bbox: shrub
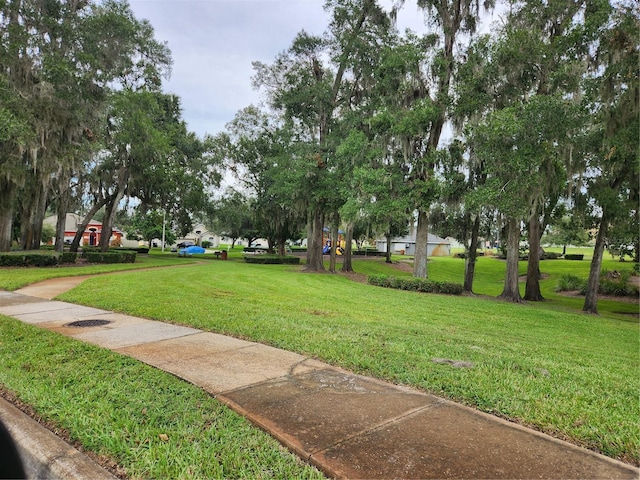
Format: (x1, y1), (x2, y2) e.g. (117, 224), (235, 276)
(353, 250), (384, 256)
(557, 271), (639, 297)
(244, 255), (300, 265)
(555, 274), (585, 292)
(367, 275), (463, 295)
(542, 252), (561, 260)
(564, 254), (584, 260)
(0, 253), (59, 267)
(595, 270), (639, 297)
(80, 246), (99, 258)
(60, 252), (77, 264)
(201, 240), (212, 248)
(85, 252), (136, 264)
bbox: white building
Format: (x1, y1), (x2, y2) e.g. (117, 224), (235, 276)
(376, 233), (451, 257)
(175, 223), (219, 248)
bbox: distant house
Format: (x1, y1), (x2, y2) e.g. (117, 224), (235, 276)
(376, 233), (451, 257)
(175, 223), (219, 248)
(43, 214), (123, 246)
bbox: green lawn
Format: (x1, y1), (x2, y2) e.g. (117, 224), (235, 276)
(0, 253), (196, 290)
(1, 252), (638, 473)
(0, 317), (323, 479)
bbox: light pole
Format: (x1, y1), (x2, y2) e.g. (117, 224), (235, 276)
(161, 210), (166, 252)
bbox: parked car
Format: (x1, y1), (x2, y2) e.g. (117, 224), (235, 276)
(177, 241), (195, 249)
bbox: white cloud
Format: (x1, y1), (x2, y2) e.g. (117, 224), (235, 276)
(130, 0), (328, 137)
(129, 0), (503, 139)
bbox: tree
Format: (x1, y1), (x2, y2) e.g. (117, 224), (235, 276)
(0, 0), (171, 252)
(215, 107), (307, 256)
(79, 89), (213, 253)
(124, 209), (175, 248)
(471, 96), (574, 302)
(396, 0), (493, 279)
(448, 33), (499, 293)
(582, 2), (639, 314)
(252, 0), (390, 271)
(542, 214), (589, 255)
(210, 189), (255, 249)
(493, 0), (605, 302)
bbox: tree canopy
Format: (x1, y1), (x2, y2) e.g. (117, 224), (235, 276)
(3, 0), (637, 315)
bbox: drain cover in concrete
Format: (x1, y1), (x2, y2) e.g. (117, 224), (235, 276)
(65, 319), (113, 328)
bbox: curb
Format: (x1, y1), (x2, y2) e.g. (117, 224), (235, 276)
(0, 398), (117, 480)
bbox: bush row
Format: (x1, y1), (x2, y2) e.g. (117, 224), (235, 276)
(367, 275), (464, 295)
(0, 251), (79, 267)
(81, 246), (148, 255)
(85, 251), (136, 264)
(1, 250), (137, 266)
(244, 255), (300, 265)
(0, 254), (59, 267)
(353, 250), (385, 256)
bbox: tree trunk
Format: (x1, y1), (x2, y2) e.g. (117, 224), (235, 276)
(0, 180), (16, 252)
(385, 232), (392, 264)
(99, 189), (125, 252)
(329, 219), (338, 273)
(413, 209), (428, 278)
(341, 222), (354, 273)
(463, 214), (481, 293)
(20, 177), (48, 251)
(54, 185), (71, 253)
(583, 211), (608, 314)
(524, 210), (544, 301)
(305, 215), (313, 265)
(69, 196), (108, 252)
(499, 217), (523, 302)
(305, 209), (325, 272)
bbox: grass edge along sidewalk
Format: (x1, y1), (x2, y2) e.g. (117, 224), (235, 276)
(0, 316), (324, 479)
(0, 254), (638, 473)
(53, 259), (640, 467)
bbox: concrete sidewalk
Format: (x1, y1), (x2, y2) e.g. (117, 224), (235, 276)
(1, 281), (638, 479)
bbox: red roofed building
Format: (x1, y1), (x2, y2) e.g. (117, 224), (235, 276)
(43, 214), (123, 246)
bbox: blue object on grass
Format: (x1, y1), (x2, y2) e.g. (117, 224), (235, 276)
(180, 246), (206, 255)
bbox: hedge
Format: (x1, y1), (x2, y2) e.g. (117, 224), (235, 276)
(564, 254), (584, 260)
(85, 251), (136, 264)
(114, 247), (149, 254)
(61, 252), (77, 263)
(0, 254), (59, 267)
(352, 250), (385, 256)
(367, 274), (464, 295)
(244, 255), (300, 265)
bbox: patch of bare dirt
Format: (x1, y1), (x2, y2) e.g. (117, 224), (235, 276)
(557, 290), (639, 305)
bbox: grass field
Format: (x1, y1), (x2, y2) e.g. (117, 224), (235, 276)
(1, 250), (638, 475)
